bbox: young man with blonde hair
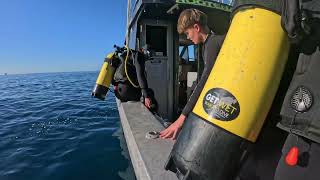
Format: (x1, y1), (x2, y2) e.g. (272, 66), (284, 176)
(160, 8), (225, 139)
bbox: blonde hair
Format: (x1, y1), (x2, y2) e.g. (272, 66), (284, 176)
(177, 8), (208, 34)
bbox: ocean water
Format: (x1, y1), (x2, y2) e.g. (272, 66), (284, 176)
(0, 72), (135, 180)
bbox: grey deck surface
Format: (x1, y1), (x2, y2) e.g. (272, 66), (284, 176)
(117, 100), (178, 180)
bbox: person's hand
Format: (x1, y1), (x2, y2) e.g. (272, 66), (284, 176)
(144, 97), (151, 108)
(160, 114), (186, 140)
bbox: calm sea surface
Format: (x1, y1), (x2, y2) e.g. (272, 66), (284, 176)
(0, 72), (135, 180)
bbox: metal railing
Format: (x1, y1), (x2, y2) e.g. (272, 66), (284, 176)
(212, 0), (234, 6)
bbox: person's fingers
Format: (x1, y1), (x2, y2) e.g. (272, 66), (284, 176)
(160, 128), (168, 135)
(159, 134), (166, 139)
(160, 131), (170, 138)
(162, 131), (173, 139)
(159, 131), (167, 137)
(160, 129), (169, 138)
(144, 99), (151, 108)
(171, 130), (178, 140)
(159, 132), (165, 136)
(161, 133), (170, 139)
(160, 124), (173, 135)
(160, 123), (177, 139)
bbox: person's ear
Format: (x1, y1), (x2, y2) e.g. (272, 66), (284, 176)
(193, 23), (200, 32)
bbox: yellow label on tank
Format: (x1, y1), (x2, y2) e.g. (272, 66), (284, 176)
(192, 8), (290, 142)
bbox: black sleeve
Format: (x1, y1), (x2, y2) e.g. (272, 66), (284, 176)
(134, 52), (149, 97)
(181, 35), (225, 116)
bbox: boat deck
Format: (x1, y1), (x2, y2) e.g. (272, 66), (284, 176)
(117, 100), (178, 180)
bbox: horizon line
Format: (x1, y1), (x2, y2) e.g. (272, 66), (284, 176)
(0, 70), (99, 76)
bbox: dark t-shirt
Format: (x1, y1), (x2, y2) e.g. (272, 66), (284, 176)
(181, 34), (225, 116)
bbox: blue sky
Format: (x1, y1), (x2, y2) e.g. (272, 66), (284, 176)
(0, 0), (127, 74)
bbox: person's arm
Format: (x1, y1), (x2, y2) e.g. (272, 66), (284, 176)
(134, 52), (148, 94)
(181, 35), (225, 116)
(134, 51), (151, 107)
(159, 62), (212, 139)
(160, 35), (225, 140)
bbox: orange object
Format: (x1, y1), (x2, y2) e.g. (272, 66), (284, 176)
(286, 146), (299, 166)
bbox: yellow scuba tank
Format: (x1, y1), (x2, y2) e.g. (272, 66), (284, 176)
(193, 7), (290, 142)
(92, 53), (116, 100)
(165, 2), (290, 180)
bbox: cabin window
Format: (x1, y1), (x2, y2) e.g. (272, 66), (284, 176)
(188, 45), (195, 62)
(179, 46), (188, 62)
(179, 45), (196, 63)
(146, 25), (167, 56)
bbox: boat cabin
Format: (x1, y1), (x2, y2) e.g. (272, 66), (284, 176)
(127, 0), (233, 121)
